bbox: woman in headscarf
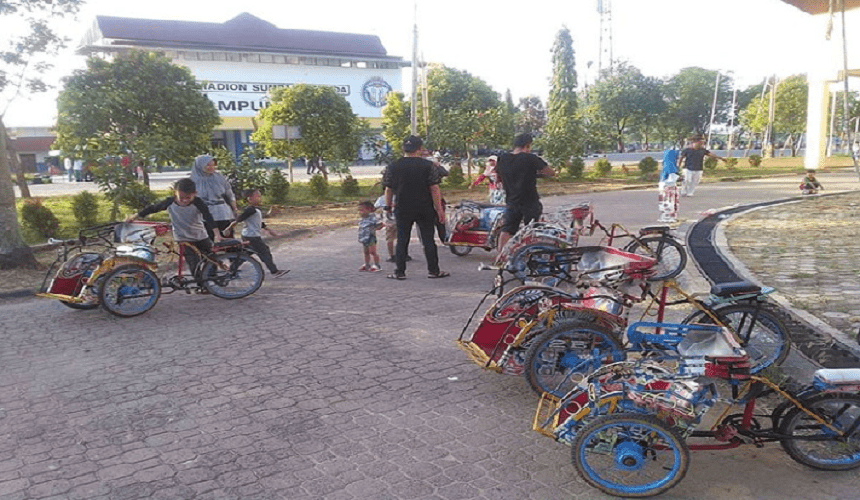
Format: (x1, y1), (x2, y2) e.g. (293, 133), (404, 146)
(190, 154), (238, 239)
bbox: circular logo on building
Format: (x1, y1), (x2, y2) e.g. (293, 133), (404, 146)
(361, 77), (393, 108)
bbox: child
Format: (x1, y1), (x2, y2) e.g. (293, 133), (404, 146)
(357, 200), (383, 272)
(127, 178), (218, 285)
(800, 170), (823, 195)
(658, 148), (680, 223)
(374, 192), (397, 262)
(225, 189), (289, 278)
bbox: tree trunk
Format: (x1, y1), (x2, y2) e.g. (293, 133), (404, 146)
(3, 129), (31, 198)
(0, 117), (39, 269)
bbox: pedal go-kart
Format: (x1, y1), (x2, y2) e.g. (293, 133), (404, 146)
(37, 221), (265, 317)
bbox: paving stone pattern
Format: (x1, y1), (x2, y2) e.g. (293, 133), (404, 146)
(3, 194), (860, 499)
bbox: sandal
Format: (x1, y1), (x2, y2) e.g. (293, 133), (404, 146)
(387, 273), (406, 280)
(427, 271), (450, 279)
(358, 265), (368, 272)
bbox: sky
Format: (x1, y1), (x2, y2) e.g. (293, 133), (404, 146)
(2, 0), (856, 127)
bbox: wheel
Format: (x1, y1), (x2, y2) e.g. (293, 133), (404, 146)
(98, 264), (160, 318)
(51, 251), (103, 310)
(201, 252), (264, 299)
(572, 413), (690, 498)
(683, 303), (790, 373)
(780, 393), (860, 471)
(624, 235), (687, 281)
(449, 245), (473, 256)
(60, 300), (99, 310)
(524, 321), (624, 397)
(507, 242), (568, 282)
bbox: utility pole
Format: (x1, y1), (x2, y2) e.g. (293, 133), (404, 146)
(597, 0), (613, 75)
(707, 71), (721, 147)
(410, 1), (418, 136)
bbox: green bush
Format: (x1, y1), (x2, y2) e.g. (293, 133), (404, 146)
(748, 154), (762, 167)
(266, 169), (290, 204)
(308, 174), (329, 199)
(704, 157), (718, 170)
(593, 158), (612, 177)
(567, 157), (585, 178)
(725, 157), (739, 169)
(637, 156), (658, 176)
(71, 191), (100, 228)
(341, 174), (360, 196)
(117, 181), (157, 212)
(20, 198), (60, 239)
(446, 163), (465, 186)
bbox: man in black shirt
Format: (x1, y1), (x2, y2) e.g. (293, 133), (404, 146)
(495, 133), (555, 252)
(383, 135), (449, 279)
(679, 134), (725, 196)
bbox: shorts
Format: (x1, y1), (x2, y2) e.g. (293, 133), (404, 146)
(501, 201), (542, 235)
(384, 221), (396, 241)
(360, 234), (378, 247)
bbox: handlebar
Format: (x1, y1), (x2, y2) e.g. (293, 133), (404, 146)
(48, 237), (80, 246)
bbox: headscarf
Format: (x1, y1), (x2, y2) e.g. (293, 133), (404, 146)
(190, 154), (232, 204)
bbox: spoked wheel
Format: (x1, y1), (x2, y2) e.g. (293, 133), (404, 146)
(683, 303), (790, 373)
(524, 321), (624, 397)
(507, 243), (567, 283)
(53, 252), (103, 310)
(624, 236), (687, 281)
(449, 245), (473, 256)
(780, 393), (860, 471)
(573, 414), (690, 498)
(201, 252), (264, 299)
(98, 265), (161, 317)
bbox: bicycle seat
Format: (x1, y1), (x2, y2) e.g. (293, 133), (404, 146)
(638, 225), (669, 235)
(214, 239), (243, 250)
(710, 280), (761, 298)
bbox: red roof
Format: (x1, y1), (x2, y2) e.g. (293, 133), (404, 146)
(10, 136), (56, 153)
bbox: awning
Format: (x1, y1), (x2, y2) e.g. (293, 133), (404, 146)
(215, 116), (258, 131)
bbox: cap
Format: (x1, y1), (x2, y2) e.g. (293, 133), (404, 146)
(487, 155), (498, 162)
(688, 134), (704, 142)
(403, 135), (423, 153)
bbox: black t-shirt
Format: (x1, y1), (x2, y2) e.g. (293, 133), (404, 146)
(495, 152), (548, 206)
(680, 148), (710, 171)
(383, 156), (441, 215)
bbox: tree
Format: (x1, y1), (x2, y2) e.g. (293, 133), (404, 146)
(584, 62), (664, 153)
(380, 91), (410, 158)
(540, 26), (580, 170)
(252, 84), (361, 182)
(514, 96), (546, 136)
(664, 67), (733, 143)
(420, 65), (505, 174)
(773, 74), (808, 156)
(54, 50), (221, 217)
(1, 0), (84, 269)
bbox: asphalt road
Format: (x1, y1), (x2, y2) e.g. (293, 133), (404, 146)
(2, 171), (860, 499)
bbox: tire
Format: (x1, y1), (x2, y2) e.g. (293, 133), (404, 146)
(624, 235), (687, 281)
(780, 393), (860, 471)
(507, 242), (567, 282)
(573, 413), (690, 498)
(98, 264), (160, 318)
(449, 245), (473, 256)
(683, 303), (790, 373)
(53, 251), (103, 310)
(524, 321), (624, 398)
(60, 301), (99, 310)
(201, 252), (264, 299)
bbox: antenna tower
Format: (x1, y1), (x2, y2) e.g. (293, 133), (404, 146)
(597, 0), (613, 75)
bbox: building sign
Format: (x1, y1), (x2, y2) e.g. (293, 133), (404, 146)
(200, 81), (351, 117)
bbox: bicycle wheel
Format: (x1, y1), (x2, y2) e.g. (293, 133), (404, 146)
(98, 265), (160, 318)
(683, 303), (790, 373)
(449, 245), (473, 256)
(524, 321), (624, 397)
(573, 413), (690, 498)
(780, 393), (860, 471)
(507, 242), (569, 282)
(201, 252), (264, 299)
(623, 235), (687, 281)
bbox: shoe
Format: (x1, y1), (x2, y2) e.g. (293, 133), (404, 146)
(195, 287), (210, 295)
(387, 273), (406, 280)
(386, 256), (396, 262)
(405, 255), (413, 261)
(369, 265), (381, 272)
(427, 271), (450, 279)
(359, 265), (368, 272)
(273, 270), (290, 278)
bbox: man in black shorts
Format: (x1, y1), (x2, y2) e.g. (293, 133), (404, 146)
(495, 133), (555, 252)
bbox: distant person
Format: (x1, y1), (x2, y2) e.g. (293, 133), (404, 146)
(678, 134), (726, 196)
(494, 133), (555, 252)
(190, 154), (238, 240)
(470, 155), (504, 204)
(226, 189), (289, 278)
(383, 135), (449, 280)
(427, 150), (449, 243)
(73, 159), (83, 182)
(658, 148), (680, 223)
(799, 170), (823, 195)
(357, 200), (383, 272)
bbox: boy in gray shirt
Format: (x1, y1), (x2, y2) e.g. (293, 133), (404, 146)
(226, 189), (289, 278)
